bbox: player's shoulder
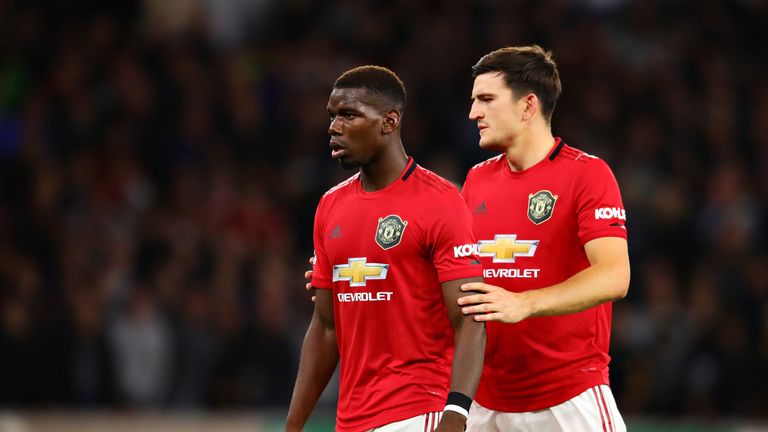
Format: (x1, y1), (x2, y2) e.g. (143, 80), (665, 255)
(556, 144), (614, 172)
(410, 163), (461, 196)
(469, 153), (505, 173)
(557, 143), (599, 163)
(321, 173), (360, 198)
(409, 165), (469, 216)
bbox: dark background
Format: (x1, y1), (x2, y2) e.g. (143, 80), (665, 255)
(0, 0), (766, 421)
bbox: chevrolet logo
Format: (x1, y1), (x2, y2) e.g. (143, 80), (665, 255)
(478, 234), (539, 263)
(333, 258), (389, 287)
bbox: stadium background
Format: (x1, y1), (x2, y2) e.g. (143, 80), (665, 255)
(0, 0), (766, 430)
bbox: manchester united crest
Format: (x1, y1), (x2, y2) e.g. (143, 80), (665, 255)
(528, 190), (558, 225)
(375, 215), (408, 250)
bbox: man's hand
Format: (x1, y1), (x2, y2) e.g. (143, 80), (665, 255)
(434, 410), (466, 432)
(305, 256), (316, 302)
(458, 282), (532, 323)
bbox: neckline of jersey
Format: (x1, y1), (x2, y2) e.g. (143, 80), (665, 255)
(502, 137), (562, 178)
(355, 157), (415, 199)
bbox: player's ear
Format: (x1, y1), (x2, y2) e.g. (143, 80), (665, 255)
(522, 93), (538, 121)
(382, 110), (401, 134)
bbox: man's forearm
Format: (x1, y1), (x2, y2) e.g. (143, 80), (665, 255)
(527, 260), (629, 318)
(286, 318), (339, 431)
(435, 317), (485, 431)
(449, 317), (485, 397)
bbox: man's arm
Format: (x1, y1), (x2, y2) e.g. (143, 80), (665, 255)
(436, 276), (485, 431)
(286, 289), (338, 431)
(459, 237), (629, 323)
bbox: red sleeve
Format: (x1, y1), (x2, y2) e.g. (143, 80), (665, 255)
(575, 157), (628, 245)
(310, 197), (333, 290)
(428, 189), (484, 283)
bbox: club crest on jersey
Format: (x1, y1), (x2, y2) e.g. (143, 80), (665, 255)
(375, 215), (408, 250)
(528, 190), (558, 225)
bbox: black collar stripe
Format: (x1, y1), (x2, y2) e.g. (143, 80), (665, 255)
(401, 159), (417, 181)
(548, 140), (566, 161)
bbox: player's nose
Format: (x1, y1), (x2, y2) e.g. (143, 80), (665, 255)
(328, 117), (342, 136)
(469, 102), (483, 120)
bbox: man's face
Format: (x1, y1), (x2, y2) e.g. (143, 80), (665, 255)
(469, 72), (526, 151)
(327, 88), (385, 170)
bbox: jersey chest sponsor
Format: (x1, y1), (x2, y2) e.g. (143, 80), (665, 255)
(454, 235), (538, 262)
(332, 257), (394, 303)
(328, 213), (415, 302)
(474, 234), (541, 279)
(332, 257), (388, 287)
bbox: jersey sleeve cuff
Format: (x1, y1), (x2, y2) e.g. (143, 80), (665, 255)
(579, 229), (628, 246)
(437, 267), (484, 284)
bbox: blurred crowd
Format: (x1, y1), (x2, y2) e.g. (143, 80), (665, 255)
(0, 0), (766, 419)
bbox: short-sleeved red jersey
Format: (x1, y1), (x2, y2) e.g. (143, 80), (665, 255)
(312, 158), (483, 431)
(461, 139), (627, 412)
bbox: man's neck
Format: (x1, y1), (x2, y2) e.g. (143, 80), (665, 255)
(504, 128), (555, 172)
(360, 144), (409, 192)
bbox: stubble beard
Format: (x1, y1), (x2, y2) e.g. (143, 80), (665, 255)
(479, 137), (504, 153)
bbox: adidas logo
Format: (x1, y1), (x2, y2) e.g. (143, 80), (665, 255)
(474, 202), (487, 214)
(330, 225), (342, 239)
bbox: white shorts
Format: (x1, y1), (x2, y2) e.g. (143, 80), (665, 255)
(367, 411), (443, 432)
(466, 385), (626, 432)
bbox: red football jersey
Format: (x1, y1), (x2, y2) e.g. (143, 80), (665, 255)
(312, 158), (483, 431)
(461, 139), (628, 412)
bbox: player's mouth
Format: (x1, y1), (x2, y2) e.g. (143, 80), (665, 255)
(478, 124), (489, 133)
(330, 141), (346, 158)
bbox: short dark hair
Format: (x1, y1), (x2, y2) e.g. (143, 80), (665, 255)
(334, 65), (407, 112)
(472, 45), (562, 122)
